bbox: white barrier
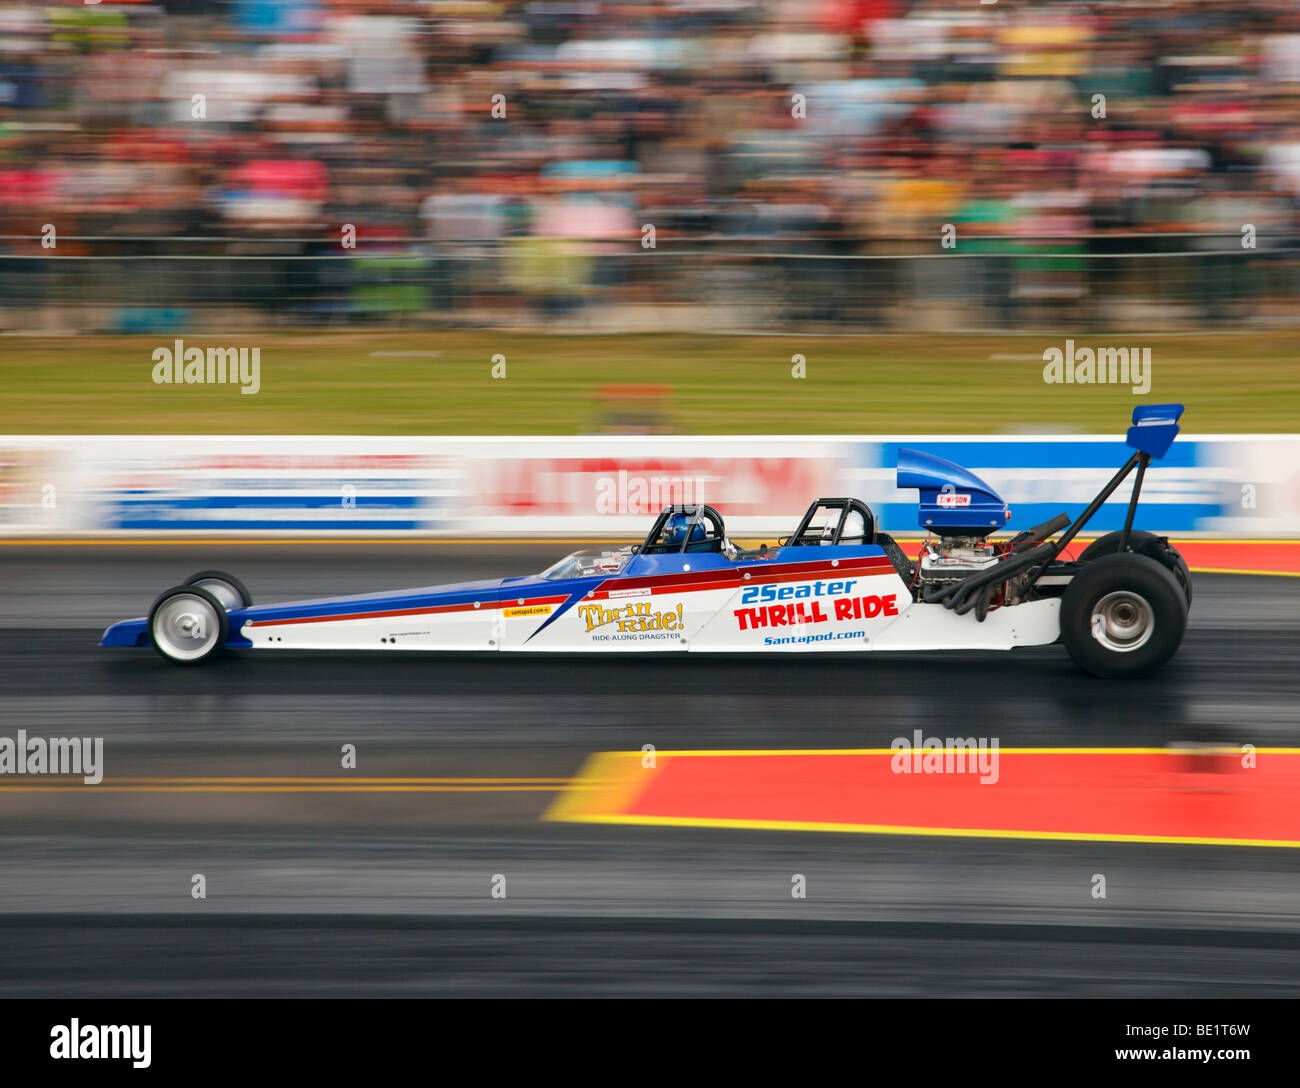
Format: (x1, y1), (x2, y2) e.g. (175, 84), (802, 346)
(1, 434), (1297, 536)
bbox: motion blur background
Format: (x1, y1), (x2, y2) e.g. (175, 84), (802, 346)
(2, 0), (1299, 333)
(3, 2), (1300, 1003)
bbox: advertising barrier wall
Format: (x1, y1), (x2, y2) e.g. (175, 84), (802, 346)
(1, 434), (1296, 537)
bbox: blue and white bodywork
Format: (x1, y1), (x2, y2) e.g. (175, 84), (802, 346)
(103, 407), (1191, 677)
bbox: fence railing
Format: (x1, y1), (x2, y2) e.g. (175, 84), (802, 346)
(2, 234), (1296, 333)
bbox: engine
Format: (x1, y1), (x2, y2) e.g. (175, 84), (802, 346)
(896, 449), (1019, 612)
(916, 537), (1000, 589)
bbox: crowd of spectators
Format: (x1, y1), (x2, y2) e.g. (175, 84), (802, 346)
(1, 0), (1297, 326)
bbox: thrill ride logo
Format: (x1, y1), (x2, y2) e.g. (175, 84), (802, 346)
(579, 601), (684, 634)
(734, 582), (899, 631)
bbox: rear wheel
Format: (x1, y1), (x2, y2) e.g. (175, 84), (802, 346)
(1060, 553), (1187, 678)
(1077, 531), (1191, 606)
(183, 570), (253, 610)
(148, 586), (228, 665)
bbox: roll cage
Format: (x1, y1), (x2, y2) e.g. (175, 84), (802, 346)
(783, 498), (875, 547)
(637, 504), (728, 555)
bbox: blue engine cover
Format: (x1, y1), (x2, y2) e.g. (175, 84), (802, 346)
(897, 448), (1010, 535)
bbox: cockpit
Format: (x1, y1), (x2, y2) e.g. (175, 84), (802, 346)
(537, 546), (638, 581)
(637, 504), (728, 554)
(537, 498), (885, 582)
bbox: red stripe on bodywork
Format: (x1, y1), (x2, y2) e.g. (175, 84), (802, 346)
(246, 594), (569, 628)
(591, 556), (897, 599)
(246, 557), (898, 628)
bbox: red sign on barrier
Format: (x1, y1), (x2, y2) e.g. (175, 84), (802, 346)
(468, 456), (836, 517)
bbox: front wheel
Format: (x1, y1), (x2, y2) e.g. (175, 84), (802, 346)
(1060, 553), (1187, 678)
(148, 586), (229, 665)
(183, 570), (253, 610)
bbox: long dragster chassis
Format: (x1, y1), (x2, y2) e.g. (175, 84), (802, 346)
(103, 405), (1192, 677)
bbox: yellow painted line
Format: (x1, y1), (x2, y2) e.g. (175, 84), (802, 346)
(0, 538), (625, 547)
(0, 774), (583, 794)
(551, 812), (1300, 849)
(1189, 566), (1300, 578)
(7, 537), (1299, 579)
(3, 536), (1295, 546)
(0, 784), (583, 794)
(97, 776), (572, 784)
(1171, 538), (1300, 545)
(554, 747), (1300, 759)
(891, 538), (1300, 545)
(543, 751), (655, 823)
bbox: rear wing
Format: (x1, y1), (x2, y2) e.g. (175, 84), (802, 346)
(1126, 403), (1184, 460)
(1034, 401), (1187, 570)
(932, 404), (1190, 614)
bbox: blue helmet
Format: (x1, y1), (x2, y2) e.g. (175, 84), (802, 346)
(663, 512), (706, 547)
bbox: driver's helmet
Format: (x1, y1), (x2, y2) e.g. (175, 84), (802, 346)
(663, 511), (706, 546)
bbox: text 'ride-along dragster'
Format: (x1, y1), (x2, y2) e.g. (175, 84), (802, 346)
(102, 405), (1192, 677)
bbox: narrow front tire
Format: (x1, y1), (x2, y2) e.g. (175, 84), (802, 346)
(183, 570), (253, 610)
(148, 586), (229, 665)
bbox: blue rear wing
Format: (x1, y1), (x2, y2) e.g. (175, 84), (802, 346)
(1126, 403), (1184, 460)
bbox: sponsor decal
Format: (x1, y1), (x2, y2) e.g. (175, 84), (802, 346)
(579, 601), (683, 634)
(504, 605), (553, 618)
(764, 629), (866, 646)
(104, 451), (443, 531)
(740, 579), (857, 605)
(735, 593), (898, 630)
(608, 587), (652, 599)
(936, 493), (971, 507)
(832, 594), (900, 621)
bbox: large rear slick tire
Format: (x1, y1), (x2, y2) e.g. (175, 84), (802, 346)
(1060, 553), (1187, 678)
(1077, 531), (1192, 607)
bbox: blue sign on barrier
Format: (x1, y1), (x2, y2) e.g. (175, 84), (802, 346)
(856, 440), (1215, 534)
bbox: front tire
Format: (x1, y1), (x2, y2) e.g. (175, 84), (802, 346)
(148, 586), (229, 665)
(1060, 553), (1187, 678)
(183, 570), (253, 610)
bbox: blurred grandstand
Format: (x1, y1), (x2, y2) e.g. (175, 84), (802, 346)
(1, 0), (1298, 333)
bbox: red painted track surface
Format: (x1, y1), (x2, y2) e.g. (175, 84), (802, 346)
(1160, 540), (1300, 576)
(553, 749), (1300, 847)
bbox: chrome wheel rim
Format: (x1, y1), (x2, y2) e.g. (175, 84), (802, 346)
(1089, 591), (1154, 653)
(153, 594), (220, 660)
(190, 579), (242, 610)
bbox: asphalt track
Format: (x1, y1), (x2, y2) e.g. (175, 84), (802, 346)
(1, 543), (1299, 996)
